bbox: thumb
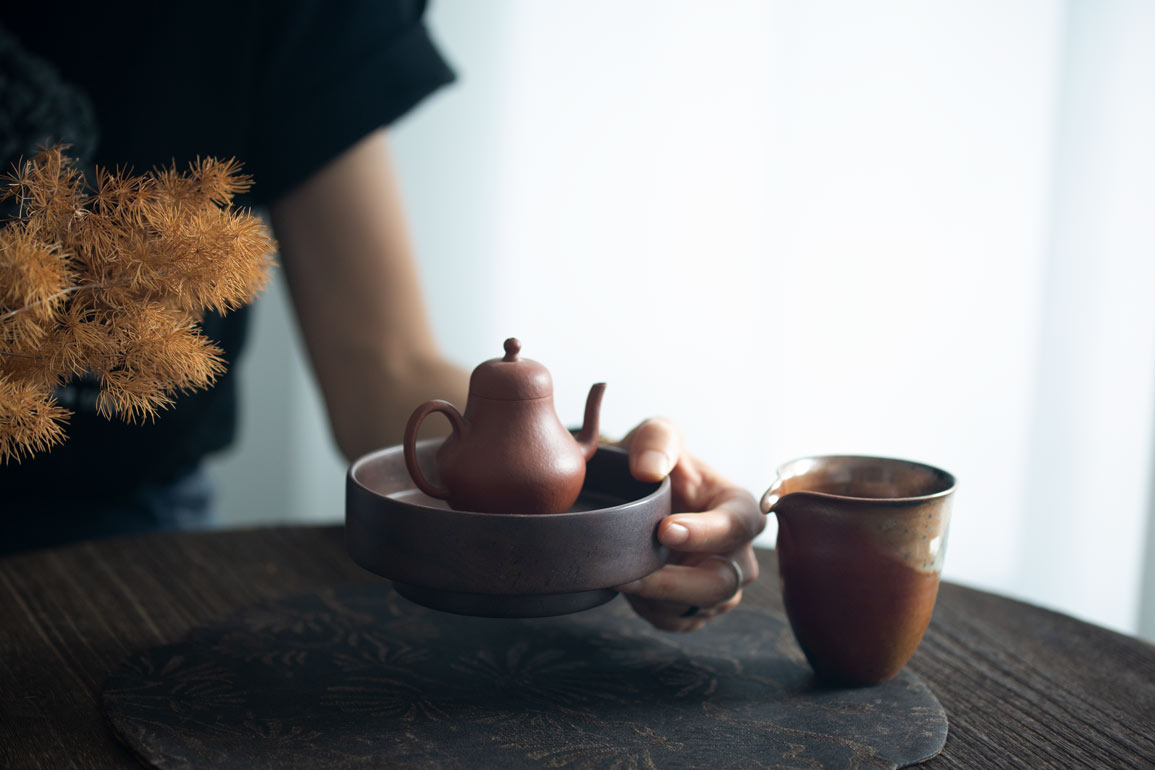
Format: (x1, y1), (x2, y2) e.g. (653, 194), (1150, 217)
(622, 417), (683, 482)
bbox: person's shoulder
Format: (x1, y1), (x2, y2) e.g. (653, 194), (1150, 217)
(255, 0), (437, 47)
(246, 0), (454, 203)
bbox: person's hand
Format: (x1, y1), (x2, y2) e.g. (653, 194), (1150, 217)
(614, 418), (764, 631)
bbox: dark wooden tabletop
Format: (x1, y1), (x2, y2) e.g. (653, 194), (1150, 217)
(1, 526), (1153, 769)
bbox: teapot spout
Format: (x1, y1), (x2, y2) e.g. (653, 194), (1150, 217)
(576, 383), (607, 461)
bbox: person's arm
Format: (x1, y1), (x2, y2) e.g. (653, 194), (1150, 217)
(269, 130), (761, 630)
(268, 128), (469, 461)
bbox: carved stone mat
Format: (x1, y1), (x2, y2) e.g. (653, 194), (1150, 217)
(102, 586), (948, 769)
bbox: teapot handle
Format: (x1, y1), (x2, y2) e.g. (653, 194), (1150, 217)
(403, 400), (467, 500)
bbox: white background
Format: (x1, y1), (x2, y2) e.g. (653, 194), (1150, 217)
(207, 0), (1155, 641)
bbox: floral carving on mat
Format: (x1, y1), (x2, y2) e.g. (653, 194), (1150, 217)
(103, 587), (948, 769)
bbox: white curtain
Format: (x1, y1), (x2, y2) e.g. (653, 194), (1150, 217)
(209, 0), (1155, 639)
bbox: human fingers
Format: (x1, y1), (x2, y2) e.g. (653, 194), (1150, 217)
(615, 556), (745, 607)
(622, 589), (744, 633)
(657, 493), (764, 553)
(620, 417), (683, 482)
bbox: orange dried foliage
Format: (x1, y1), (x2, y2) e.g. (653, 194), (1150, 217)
(0, 147), (276, 463)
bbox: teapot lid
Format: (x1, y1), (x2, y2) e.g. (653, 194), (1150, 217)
(469, 338), (553, 400)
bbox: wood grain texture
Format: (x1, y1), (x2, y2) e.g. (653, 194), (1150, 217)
(2, 526), (1154, 769)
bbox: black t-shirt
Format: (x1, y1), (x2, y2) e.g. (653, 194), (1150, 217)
(1, 1), (454, 502)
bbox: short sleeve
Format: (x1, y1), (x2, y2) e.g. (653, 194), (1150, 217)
(247, 0), (455, 204)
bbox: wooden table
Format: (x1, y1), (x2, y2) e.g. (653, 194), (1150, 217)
(2, 526), (1153, 769)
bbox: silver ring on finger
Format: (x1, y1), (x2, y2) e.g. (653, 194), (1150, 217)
(707, 555), (744, 602)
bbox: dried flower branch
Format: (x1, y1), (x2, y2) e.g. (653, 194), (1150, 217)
(0, 146), (276, 462)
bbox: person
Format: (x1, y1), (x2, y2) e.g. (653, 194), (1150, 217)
(0, 1), (762, 631)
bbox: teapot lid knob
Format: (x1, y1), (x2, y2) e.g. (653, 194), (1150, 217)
(503, 338), (521, 362)
(469, 337), (553, 399)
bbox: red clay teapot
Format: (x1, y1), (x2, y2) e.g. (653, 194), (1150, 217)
(402, 338), (606, 514)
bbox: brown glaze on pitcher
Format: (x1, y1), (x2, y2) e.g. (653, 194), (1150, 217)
(761, 456), (955, 686)
(403, 338), (606, 514)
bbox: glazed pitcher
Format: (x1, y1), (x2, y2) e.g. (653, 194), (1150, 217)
(761, 455), (955, 686)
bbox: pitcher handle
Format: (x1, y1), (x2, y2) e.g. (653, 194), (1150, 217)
(403, 400), (466, 500)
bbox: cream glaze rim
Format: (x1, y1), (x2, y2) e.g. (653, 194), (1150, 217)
(760, 454), (957, 514)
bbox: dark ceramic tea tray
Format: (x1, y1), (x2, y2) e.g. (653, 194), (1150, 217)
(103, 586), (948, 770)
(346, 441), (671, 618)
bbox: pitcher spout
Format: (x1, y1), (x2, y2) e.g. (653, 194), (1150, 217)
(760, 478), (795, 517)
(760, 484), (784, 515)
(575, 382), (606, 461)
(761, 456), (828, 516)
